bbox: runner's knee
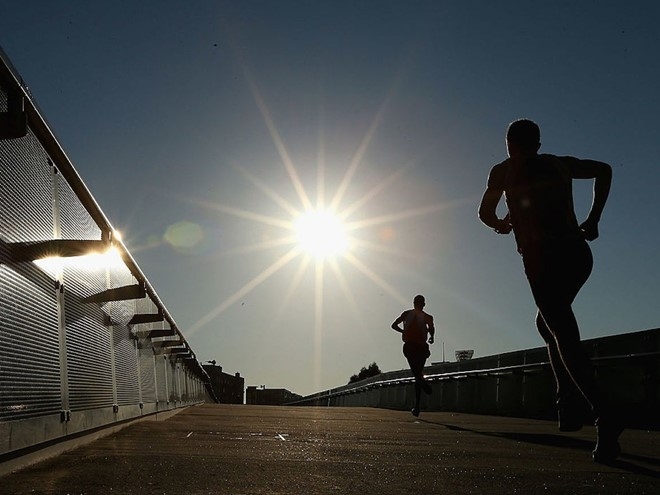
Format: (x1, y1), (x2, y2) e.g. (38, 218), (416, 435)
(535, 312), (554, 344)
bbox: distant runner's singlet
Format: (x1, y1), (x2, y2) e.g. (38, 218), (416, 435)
(402, 310), (428, 344)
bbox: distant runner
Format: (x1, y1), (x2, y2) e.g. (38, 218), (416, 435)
(478, 119), (619, 462)
(391, 294), (435, 417)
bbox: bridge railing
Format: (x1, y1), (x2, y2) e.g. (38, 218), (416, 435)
(0, 46), (214, 460)
(289, 329), (660, 429)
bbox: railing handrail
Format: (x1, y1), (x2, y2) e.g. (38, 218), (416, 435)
(0, 45), (208, 383)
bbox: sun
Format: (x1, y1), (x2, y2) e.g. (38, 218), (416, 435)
(294, 209), (349, 259)
(178, 65), (457, 338)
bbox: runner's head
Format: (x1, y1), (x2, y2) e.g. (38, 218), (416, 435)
(506, 119), (541, 157)
(413, 294), (425, 309)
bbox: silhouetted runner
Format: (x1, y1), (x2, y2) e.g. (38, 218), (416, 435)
(478, 119), (620, 462)
(391, 294), (435, 417)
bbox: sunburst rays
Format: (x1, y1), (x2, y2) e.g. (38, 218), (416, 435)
(181, 61), (459, 348)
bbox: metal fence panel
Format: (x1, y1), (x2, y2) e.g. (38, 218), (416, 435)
(0, 264), (61, 420)
(113, 323), (140, 406)
(139, 348), (156, 403)
(64, 284), (114, 411)
(57, 166), (101, 242)
(1, 49), (211, 456)
(0, 129), (53, 242)
(155, 355), (168, 404)
(0, 86), (61, 421)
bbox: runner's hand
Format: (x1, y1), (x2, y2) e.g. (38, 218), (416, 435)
(494, 218), (512, 235)
(579, 219), (599, 241)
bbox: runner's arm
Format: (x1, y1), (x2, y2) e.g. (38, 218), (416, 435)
(564, 157), (612, 240)
(391, 314), (405, 334)
(478, 165), (512, 234)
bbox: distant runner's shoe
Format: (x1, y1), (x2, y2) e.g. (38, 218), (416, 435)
(422, 380), (432, 395)
(592, 416), (624, 463)
(557, 397), (584, 432)
(558, 410), (583, 432)
(411, 407), (420, 418)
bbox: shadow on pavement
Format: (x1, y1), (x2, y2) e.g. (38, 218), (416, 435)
(419, 418), (660, 479)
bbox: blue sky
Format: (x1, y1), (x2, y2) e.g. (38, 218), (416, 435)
(2, 1), (659, 396)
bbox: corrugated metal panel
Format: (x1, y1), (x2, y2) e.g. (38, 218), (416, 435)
(64, 277), (114, 411)
(107, 263), (137, 326)
(155, 354), (168, 403)
(169, 359), (179, 403)
(193, 376), (201, 401)
(139, 348), (156, 403)
(182, 369), (191, 401)
(2, 68), (207, 433)
(1, 85), (61, 421)
(0, 96), (54, 243)
(132, 295), (159, 404)
(106, 259), (140, 406)
(57, 167), (101, 242)
(57, 175), (112, 411)
(135, 295), (158, 314)
(113, 324), (139, 406)
(0, 265), (61, 420)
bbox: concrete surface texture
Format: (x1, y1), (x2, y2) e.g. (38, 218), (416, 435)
(1, 404), (659, 494)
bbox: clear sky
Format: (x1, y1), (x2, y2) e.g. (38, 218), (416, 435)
(2, 1), (659, 396)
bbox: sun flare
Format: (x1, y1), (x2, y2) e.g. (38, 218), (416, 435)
(181, 67), (456, 339)
(294, 210), (349, 259)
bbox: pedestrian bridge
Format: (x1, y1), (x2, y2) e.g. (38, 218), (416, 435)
(1, 404), (659, 494)
(1, 35), (660, 495)
(2, 45), (659, 478)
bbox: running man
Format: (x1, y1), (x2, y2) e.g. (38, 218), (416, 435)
(391, 294), (435, 417)
(478, 119), (619, 462)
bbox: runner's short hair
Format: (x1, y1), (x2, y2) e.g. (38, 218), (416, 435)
(413, 294), (425, 307)
(506, 119), (540, 150)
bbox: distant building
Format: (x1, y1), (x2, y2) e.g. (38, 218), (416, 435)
(202, 363), (244, 404)
(245, 386), (302, 405)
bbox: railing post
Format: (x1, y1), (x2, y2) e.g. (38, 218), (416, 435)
(152, 353), (159, 406)
(106, 268), (118, 414)
(495, 354), (501, 409)
(163, 355), (170, 405)
(521, 351), (527, 409)
(51, 163), (70, 422)
(135, 339), (143, 410)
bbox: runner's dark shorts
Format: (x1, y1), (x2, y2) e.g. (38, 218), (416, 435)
(403, 342), (430, 361)
(521, 238), (593, 308)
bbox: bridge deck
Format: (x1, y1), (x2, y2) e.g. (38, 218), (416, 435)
(1, 404), (659, 494)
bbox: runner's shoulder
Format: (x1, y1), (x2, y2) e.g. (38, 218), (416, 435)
(491, 158), (510, 173)
(539, 153), (580, 166)
(488, 159), (511, 186)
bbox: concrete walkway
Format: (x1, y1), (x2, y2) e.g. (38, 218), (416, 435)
(1, 404), (659, 494)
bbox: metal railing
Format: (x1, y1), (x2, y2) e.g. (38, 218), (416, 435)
(1, 45), (214, 459)
(288, 336), (660, 428)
